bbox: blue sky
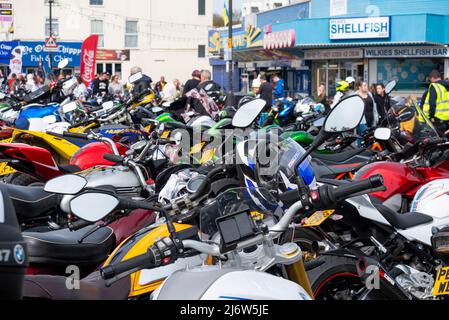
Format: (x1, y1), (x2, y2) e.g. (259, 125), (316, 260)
(213, 0), (242, 15)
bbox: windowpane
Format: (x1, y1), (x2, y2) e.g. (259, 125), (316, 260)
(91, 19), (104, 47)
(125, 20), (138, 48)
(126, 21), (137, 33)
(198, 45), (206, 58)
(90, 0), (103, 5)
(96, 63), (104, 74)
(198, 0), (205, 15)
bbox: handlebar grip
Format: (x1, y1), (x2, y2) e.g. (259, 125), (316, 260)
(69, 219), (93, 231)
(332, 174), (384, 202)
(119, 198), (166, 213)
(165, 122), (193, 131)
(63, 132), (89, 140)
(103, 153), (124, 164)
(100, 248), (156, 281)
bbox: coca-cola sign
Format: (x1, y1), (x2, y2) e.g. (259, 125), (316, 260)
(80, 35), (99, 87)
(263, 29), (296, 50)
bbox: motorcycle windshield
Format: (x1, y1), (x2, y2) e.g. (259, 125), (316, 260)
(392, 99), (440, 144)
(278, 138), (316, 188)
(198, 187), (281, 237)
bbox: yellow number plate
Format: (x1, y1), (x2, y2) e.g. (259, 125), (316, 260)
(161, 130), (170, 139)
(190, 142), (205, 155)
(302, 210), (335, 227)
(0, 137), (14, 144)
(433, 267), (449, 296)
(0, 162), (16, 176)
(200, 148), (215, 164)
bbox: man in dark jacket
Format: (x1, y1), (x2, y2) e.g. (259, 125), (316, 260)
(259, 75), (273, 108)
(92, 73), (109, 96)
(182, 70), (201, 96)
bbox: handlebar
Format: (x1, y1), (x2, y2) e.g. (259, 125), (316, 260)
(62, 131), (121, 156)
(63, 132), (89, 140)
(68, 219), (93, 231)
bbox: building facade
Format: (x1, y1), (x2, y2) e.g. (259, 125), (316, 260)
(209, 0), (449, 97)
(1, 0), (212, 82)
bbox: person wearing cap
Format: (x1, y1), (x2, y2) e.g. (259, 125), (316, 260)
(252, 76), (261, 97)
(182, 70), (201, 96)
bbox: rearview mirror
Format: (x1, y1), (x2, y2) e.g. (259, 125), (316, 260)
(232, 99), (266, 128)
(102, 101), (114, 111)
(385, 80), (397, 95)
(44, 174), (88, 195)
(324, 95), (365, 134)
(58, 58), (69, 70)
(62, 102), (78, 113)
(374, 128), (392, 141)
(152, 106), (163, 113)
(70, 193), (119, 222)
(128, 72), (143, 84)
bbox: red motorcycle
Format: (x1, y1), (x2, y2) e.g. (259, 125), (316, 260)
(0, 131), (129, 185)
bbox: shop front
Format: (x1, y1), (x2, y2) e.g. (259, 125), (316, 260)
(96, 49), (130, 78)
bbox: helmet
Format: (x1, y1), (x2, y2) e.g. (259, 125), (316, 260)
(345, 76), (356, 84)
(335, 80), (350, 93)
(313, 103), (326, 114)
(411, 179), (449, 219)
(236, 134), (317, 193)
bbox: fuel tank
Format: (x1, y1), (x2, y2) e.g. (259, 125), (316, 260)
(354, 161), (423, 202)
(70, 142), (128, 171)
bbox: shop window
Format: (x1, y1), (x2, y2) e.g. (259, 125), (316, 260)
(96, 63), (104, 74)
(250, 6), (260, 13)
(91, 19), (104, 47)
(198, 0), (206, 15)
(198, 45), (206, 58)
(125, 20), (138, 48)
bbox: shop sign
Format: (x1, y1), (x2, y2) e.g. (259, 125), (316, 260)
(96, 49), (130, 61)
(0, 1), (12, 22)
(365, 46), (449, 58)
(330, 16), (390, 40)
(304, 48), (364, 60)
(264, 29), (295, 50)
(208, 25), (263, 55)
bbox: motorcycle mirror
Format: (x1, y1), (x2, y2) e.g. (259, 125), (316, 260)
(42, 115), (57, 125)
(162, 102), (171, 108)
(62, 102), (78, 113)
(44, 174), (88, 195)
(70, 193), (119, 222)
(57, 58), (69, 70)
(102, 101), (114, 111)
(374, 128), (392, 141)
(232, 99), (266, 128)
(324, 95), (365, 134)
(152, 106), (163, 113)
(0, 92), (5, 100)
(385, 80), (397, 95)
(128, 72), (143, 84)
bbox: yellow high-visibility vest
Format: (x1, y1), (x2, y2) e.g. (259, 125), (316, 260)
(422, 83), (449, 121)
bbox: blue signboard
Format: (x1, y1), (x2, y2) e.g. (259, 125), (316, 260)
(0, 40), (82, 72)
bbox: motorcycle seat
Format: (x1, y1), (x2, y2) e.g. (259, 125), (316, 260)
(312, 148), (368, 163)
(23, 271), (130, 300)
(23, 226), (115, 266)
(375, 204), (433, 230)
(2, 184), (58, 219)
(58, 164), (82, 174)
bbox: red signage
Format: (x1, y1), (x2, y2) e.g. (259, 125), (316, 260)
(96, 49), (130, 61)
(80, 35), (99, 87)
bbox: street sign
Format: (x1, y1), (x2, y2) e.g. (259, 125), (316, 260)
(44, 35), (59, 52)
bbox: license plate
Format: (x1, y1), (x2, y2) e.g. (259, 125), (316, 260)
(0, 137), (14, 144)
(302, 210), (335, 227)
(161, 130), (170, 139)
(190, 142), (205, 155)
(200, 148), (215, 164)
(0, 162), (16, 176)
(433, 266), (449, 296)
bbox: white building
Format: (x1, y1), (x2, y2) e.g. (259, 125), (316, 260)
(241, 0), (306, 16)
(8, 0), (212, 82)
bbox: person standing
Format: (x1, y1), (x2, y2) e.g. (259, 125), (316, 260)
(161, 79), (180, 103)
(108, 75), (124, 98)
(272, 74), (285, 99)
(8, 74), (16, 93)
(314, 82), (329, 113)
(357, 80), (378, 145)
(155, 76), (167, 95)
(259, 74), (273, 108)
(374, 83), (390, 123)
(73, 76), (88, 102)
(422, 70), (449, 134)
(182, 70), (201, 96)
(92, 73), (109, 96)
